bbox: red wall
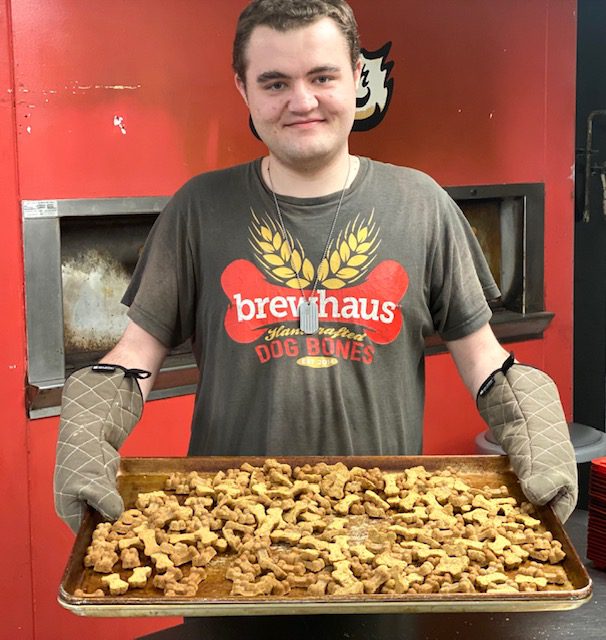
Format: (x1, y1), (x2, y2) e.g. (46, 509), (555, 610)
(1, 1), (576, 638)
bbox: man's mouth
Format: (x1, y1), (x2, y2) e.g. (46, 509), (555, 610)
(285, 119), (325, 128)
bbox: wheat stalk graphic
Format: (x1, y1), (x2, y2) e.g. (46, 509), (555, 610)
(249, 209), (381, 290)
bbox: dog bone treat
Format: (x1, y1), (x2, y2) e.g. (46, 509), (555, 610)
(128, 566), (152, 588)
(81, 460), (572, 598)
(120, 547), (141, 569)
(74, 587), (105, 598)
(101, 573), (129, 596)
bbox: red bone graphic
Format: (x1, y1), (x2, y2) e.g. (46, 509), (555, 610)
(222, 259), (408, 344)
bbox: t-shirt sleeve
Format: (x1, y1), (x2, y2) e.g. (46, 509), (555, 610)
(121, 187), (197, 348)
(428, 188), (501, 341)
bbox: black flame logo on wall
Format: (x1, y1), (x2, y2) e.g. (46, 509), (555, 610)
(353, 42), (394, 132)
(248, 41), (394, 138)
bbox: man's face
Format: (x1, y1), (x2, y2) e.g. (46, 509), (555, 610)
(236, 17), (361, 171)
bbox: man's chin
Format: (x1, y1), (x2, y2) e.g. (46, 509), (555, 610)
(275, 142), (338, 165)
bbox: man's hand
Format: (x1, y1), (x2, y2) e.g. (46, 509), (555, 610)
(54, 364), (149, 532)
(447, 324), (577, 522)
(476, 355), (578, 522)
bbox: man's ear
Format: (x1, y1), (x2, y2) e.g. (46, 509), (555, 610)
(353, 58), (362, 90)
(235, 73), (249, 106)
(234, 73), (261, 140)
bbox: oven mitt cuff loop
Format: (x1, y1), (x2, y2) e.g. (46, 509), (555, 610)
(54, 364), (149, 533)
(476, 355), (577, 523)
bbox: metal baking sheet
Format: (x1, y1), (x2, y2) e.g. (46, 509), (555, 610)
(58, 455), (592, 617)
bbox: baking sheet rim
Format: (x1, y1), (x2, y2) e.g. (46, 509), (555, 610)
(58, 587), (593, 617)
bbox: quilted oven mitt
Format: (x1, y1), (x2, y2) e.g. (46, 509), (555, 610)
(54, 364), (150, 533)
(477, 354), (578, 523)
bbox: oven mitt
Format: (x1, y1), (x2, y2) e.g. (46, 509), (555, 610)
(54, 364), (150, 533)
(477, 354), (578, 523)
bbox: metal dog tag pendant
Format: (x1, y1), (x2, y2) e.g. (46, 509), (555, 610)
(299, 300), (319, 334)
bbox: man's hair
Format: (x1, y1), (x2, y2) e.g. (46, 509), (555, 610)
(233, 0), (360, 82)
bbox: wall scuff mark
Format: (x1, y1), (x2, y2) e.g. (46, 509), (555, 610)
(113, 115), (127, 135)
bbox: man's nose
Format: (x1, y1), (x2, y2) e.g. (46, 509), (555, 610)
(289, 82), (318, 112)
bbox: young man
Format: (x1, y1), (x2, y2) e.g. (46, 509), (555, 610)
(54, 0), (577, 533)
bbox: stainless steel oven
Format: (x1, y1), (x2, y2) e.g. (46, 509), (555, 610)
(22, 196), (196, 418)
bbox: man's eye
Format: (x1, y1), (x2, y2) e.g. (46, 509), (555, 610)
(315, 76), (333, 84)
(266, 81), (286, 91)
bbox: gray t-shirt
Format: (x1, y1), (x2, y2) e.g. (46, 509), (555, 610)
(123, 157), (499, 456)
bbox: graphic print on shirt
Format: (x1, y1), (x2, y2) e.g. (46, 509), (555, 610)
(221, 210), (409, 368)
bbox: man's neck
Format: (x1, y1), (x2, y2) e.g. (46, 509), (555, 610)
(262, 153), (359, 198)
